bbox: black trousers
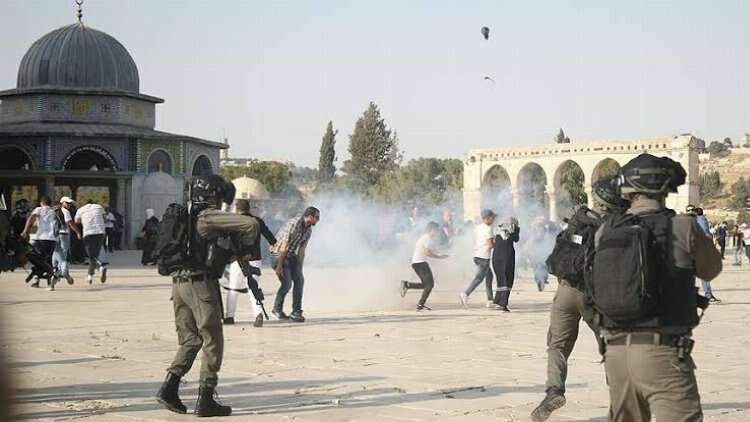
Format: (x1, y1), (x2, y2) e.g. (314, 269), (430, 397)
(105, 228), (115, 252)
(718, 239), (726, 258)
(492, 254), (516, 306)
(141, 238), (157, 265)
(31, 240), (56, 279)
(83, 234), (106, 275)
(408, 262), (435, 306)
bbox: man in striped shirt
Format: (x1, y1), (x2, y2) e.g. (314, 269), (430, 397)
(270, 207), (320, 323)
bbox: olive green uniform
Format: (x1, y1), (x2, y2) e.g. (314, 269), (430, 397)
(545, 280), (598, 392)
(166, 209), (258, 387)
(598, 197), (722, 422)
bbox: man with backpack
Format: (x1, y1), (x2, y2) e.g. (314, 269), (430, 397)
(155, 175), (259, 417)
(531, 175), (627, 422)
(591, 154), (722, 422)
(20, 196), (58, 289)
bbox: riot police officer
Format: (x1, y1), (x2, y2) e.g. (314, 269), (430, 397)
(156, 175), (259, 417)
(595, 154), (722, 421)
(531, 175), (627, 422)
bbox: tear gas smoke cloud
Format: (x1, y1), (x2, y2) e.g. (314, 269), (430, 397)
(285, 181), (564, 312)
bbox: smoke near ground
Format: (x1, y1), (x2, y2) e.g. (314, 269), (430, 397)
(295, 184), (562, 313)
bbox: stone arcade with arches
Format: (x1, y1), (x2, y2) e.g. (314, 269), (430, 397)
(0, 12), (224, 246)
(463, 135), (702, 222)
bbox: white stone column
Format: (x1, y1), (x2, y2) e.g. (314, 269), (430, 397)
(511, 188), (521, 209)
(548, 189), (558, 222)
(586, 186), (594, 209)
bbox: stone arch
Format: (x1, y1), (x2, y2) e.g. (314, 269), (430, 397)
(192, 154), (213, 176)
(553, 160), (587, 220)
(0, 145), (35, 170)
(62, 145), (118, 171)
(517, 162), (548, 216)
(480, 165), (512, 213)
(147, 149), (173, 174)
(591, 158), (621, 183)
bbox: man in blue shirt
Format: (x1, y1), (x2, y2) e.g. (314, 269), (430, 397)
(687, 205), (721, 303)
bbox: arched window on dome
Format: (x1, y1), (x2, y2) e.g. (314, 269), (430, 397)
(147, 150), (173, 174)
(192, 155), (213, 176)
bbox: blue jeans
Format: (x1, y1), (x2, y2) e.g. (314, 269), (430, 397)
(53, 233), (71, 276)
(464, 257), (493, 300)
(734, 247), (743, 264)
(272, 255), (305, 314)
(700, 279), (713, 297)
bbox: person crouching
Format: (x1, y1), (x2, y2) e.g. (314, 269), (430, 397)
(400, 222), (449, 311)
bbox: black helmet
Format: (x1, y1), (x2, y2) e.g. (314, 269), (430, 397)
(191, 175), (235, 206)
(592, 175), (628, 210)
(619, 153), (686, 196)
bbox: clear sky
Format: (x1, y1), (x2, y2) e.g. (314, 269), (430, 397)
(2, 1), (749, 167)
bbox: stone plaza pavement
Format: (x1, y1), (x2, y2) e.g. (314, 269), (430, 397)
(2, 251), (749, 421)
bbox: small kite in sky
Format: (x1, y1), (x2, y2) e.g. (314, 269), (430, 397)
(481, 26), (490, 40)
(483, 76), (496, 84)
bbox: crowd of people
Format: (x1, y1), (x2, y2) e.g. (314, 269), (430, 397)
(9, 196), (120, 290)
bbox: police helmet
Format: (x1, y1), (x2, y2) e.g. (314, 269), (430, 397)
(618, 154), (686, 196)
(592, 175), (628, 210)
(191, 175), (236, 206)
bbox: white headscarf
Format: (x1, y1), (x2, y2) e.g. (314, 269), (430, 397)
(146, 208), (155, 219)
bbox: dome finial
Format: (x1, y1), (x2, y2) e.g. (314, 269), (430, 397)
(75, 0), (83, 23)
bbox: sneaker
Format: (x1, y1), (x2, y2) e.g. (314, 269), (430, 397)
(253, 313), (264, 328)
(100, 267), (108, 283)
(272, 309), (290, 320)
(492, 304), (510, 312)
(30, 276), (40, 288)
(222, 317), (235, 325)
(64, 273), (74, 285)
(531, 388), (566, 422)
(87, 274), (93, 284)
(708, 295), (722, 303)
(486, 301), (495, 309)
(459, 293), (469, 306)
(290, 312), (306, 323)
(48, 276), (58, 291)
(416, 304), (432, 311)
(400, 280), (409, 298)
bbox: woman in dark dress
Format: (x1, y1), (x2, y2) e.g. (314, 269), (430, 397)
(140, 209), (159, 265)
(491, 217), (520, 311)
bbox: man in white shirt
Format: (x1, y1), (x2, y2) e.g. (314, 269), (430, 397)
(400, 221), (448, 311)
(459, 209), (496, 307)
(75, 201), (109, 284)
(53, 197), (81, 285)
(20, 196), (58, 289)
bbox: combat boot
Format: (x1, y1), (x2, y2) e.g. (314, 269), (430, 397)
(155, 372), (186, 414)
(531, 387), (566, 422)
(194, 385), (232, 417)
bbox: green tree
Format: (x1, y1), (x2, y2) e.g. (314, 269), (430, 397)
(343, 102), (402, 193)
(318, 121), (337, 183)
(708, 141), (730, 157)
(370, 158), (463, 205)
(729, 177), (750, 210)
(554, 128), (571, 144)
(723, 137), (733, 148)
(699, 171), (722, 200)
(220, 161), (291, 195)
(558, 162), (587, 207)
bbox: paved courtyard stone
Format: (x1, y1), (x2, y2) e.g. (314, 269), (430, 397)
(3, 252), (749, 421)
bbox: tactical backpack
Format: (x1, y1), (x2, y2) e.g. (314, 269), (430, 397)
(590, 212), (672, 325)
(156, 204), (190, 276)
(546, 207), (600, 287)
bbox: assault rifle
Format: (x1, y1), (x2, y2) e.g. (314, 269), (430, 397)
(228, 230), (269, 320)
(236, 258), (269, 320)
